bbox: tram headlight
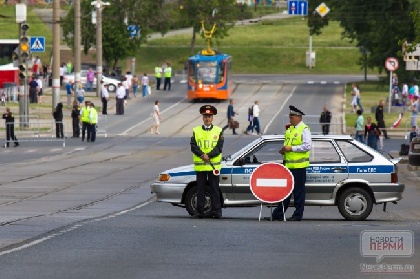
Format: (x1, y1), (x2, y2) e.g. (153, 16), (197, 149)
(199, 83), (203, 89)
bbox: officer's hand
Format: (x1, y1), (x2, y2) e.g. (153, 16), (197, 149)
(202, 154), (210, 162)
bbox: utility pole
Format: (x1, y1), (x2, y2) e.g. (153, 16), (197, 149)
(74, 0), (81, 102)
(52, 0), (61, 111)
(92, 0), (110, 98)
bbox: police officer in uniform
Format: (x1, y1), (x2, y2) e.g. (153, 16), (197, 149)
(163, 62), (172, 91)
(190, 105), (224, 219)
(266, 105), (311, 221)
(155, 63), (162, 90)
(79, 100), (91, 142)
(71, 100), (80, 137)
(2, 107), (19, 148)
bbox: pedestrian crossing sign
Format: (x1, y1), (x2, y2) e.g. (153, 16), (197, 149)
(29, 37), (45, 53)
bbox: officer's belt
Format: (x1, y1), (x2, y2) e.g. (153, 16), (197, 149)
(283, 158), (309, 164)
(194, 162), (221, 166)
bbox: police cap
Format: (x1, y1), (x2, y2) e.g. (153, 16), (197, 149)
(289, 105), (305, 116)
(200, 105), (217, 115)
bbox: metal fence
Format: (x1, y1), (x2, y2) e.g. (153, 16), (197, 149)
(281, 115), (342, 135)
(0, 85), (18, 106)
(4, 119), (65, 147)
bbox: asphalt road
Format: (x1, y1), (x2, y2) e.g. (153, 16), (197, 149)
(0, 75), (417, 278)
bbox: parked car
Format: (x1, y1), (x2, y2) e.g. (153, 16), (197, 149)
(63, 70), (119, 92)
(151, 135), (405, 221)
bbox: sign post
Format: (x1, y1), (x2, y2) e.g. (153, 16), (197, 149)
(385, 57), (399, 113)
(250, 163), (294, 221)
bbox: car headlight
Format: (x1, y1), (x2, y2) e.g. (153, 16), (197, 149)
(157, 173), (170, 182)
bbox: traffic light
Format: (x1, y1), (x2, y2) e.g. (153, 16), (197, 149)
(20, 23), (29, 61)
(19, 64), (26, 80)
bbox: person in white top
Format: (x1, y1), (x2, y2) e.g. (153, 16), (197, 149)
(251, 100), (261, 135)
(59, 63), (66, 86)
(101, 81), (109, 115)
(115, 83), (126, 115)
(402, 82), (409, 106)
(150, 100), (161, 134)
(142, 73), (149, 98)
(36, 76), (43, 104)
(122, 77), (130, 101)
(414, 84), (419, 97)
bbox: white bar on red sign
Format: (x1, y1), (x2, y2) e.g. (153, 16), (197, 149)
(256, 179), (287, 187)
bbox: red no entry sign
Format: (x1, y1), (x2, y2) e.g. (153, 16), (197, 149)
(250, 163), (294, 203)
(385, 57), (399, 71)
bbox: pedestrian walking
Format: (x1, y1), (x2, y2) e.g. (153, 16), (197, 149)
(222, 99), (238, 135)
(150, 100), (161, 135)
(142, 73), (149, 98)
(244, 105), (254, 134)
(132, 75), (139, 97)
(88, 103), (98, 142)
(2, 107), (19, 148)
(80, 100), (91, 141)
(66, 80), (74, 108)
(28, 77), (38, 103)
(364, 117), (380, 150)
(71, 100), (80, 138)
(319, 105), (332, 135)
(190, 105), (224, 219)
(85, 68), (95, 92)
(76, 84), (85, 105)
(375, 100), (390, 139)
(101, 81), (109, 115)
(355, 109), (364, 143)
(245, 100), (261, 135)
(155, 63), (162, 90)
(59, 63), (66, 86)
(53, 102), (64, 138)
(36, 75), (43, 104)
(266, 105), (311, 221)
(409, 95), (419, 128)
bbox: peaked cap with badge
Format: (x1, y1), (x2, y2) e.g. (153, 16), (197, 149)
(289, 105), (305, 116)
(200, 105), (217, 115)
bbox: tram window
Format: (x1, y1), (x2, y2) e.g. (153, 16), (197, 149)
(197, 61), (217, 84)
(188, 61), (196, 83)
(218, 62), (225, 83)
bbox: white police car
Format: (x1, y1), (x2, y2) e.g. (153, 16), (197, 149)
(151, 135), (405, 221)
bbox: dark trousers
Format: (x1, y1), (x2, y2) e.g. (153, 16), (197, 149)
(272, 167), (307, 220)
(72, 118), (80, 137)
(196, 171), (222, 217)
(247, 117), (260, 133)
(116, 98), (124, 115)
(321, 124), (330, 135)
(5, 124), (18, 146)
(101, 97), (108, 114)
(82, 122), (90, 141)
(29, 88), (37, 103)
(88, 123), (96, 142)
(377, 119), (388, 138)
(55, 122), (64, 138)
(156, 77), (161, 90)
(164, 77), (171, 90)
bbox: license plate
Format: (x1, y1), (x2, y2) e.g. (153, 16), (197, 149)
(203, 87), (210, 91)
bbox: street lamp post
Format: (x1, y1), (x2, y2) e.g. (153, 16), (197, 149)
(91, 0), (110, 98)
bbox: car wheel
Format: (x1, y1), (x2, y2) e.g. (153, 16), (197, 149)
(338, 187), (373, 221)
(108, 84), (116, 92)
(185, 186), (212, 218)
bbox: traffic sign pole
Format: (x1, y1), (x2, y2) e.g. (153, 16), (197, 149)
(249, 163), (294, 221)
(385, 57), (399, 114)
(388, 70), (392, 114)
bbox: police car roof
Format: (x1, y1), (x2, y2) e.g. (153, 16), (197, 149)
(260, 134), (353, 140)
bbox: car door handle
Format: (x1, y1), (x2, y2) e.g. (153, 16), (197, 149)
(332, 167), (347, 172)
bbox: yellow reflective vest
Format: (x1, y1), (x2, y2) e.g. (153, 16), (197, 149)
(164, 67), (172, 78)
(81, 106), (91, 123)
(192, 126), (222, 171)
(283, 123), (310, 169)
(89, 108), (98, 124)
(155, 67), (162, 78)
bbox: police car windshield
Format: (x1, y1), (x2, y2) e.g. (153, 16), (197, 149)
(229, 139), (261, 161)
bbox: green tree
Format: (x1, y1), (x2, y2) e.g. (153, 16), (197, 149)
(62, 0), (168, 69)
(308, 0), (418, 81)
(178, 0), (237, 53)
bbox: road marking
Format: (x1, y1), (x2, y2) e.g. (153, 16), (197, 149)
(0, 199), (154, 257)
(264, 85), (296, 134)
(256, 178), (287, 187)
(320, 81), (327, 84)
(308, 81), (315, 84)
(118, 98), (187, 135)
